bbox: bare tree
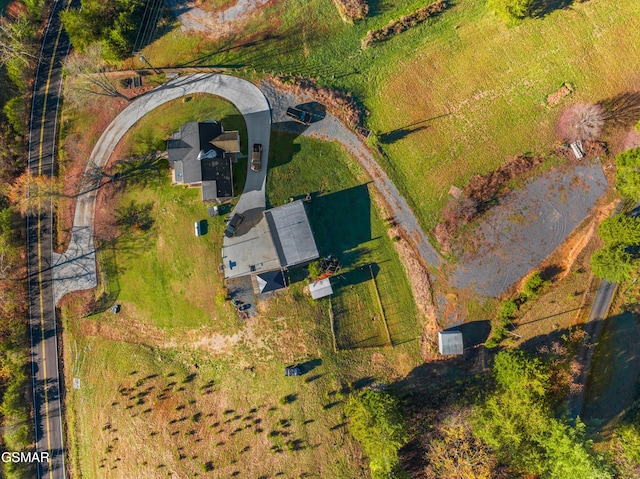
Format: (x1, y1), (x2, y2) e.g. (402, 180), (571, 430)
(63, 44), (131, 108)
(0, 15), (37, 68)
(557, 102), (605, 142)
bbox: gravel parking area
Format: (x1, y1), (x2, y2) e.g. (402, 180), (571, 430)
(451, 163), (608, 297)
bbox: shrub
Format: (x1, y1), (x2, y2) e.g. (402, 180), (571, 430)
(2, 97), (26, 135)
(361, 0), (448, 48)
(487, 0), (536, 20)
(307, 260), (322, 280)
(523, 271), (547, 297)
(333, 0), (369, 23)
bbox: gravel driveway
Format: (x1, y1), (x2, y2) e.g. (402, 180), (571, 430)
(450, 163), (608, 297)
(260, 81), (443, 268)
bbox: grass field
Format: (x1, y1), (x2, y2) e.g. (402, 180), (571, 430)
(332, 268), (388, 349)
(143, 0), (640, 233)
(266, 132), (420, 347)
(65, 125), (421, 477)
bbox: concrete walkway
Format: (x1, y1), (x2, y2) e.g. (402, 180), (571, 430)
(52, 74), (271, 303)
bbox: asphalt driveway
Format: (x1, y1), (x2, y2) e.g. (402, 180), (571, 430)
(53, 74), (271, 302)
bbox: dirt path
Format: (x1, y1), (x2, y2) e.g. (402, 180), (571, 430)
(166, 0), (269, 35)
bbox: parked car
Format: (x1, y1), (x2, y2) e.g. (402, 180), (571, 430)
(284, 366), (301, 377)
(224, 213), (245, 238)
(251, 143), (262, 171)
(285, 106), (312, 124)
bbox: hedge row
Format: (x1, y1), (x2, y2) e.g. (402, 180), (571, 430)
(361, 0), (448, 49)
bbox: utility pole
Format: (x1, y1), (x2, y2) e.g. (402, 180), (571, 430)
(137, 54), (160, 74)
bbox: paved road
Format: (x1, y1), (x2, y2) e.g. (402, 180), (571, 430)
(54, 74), (272, 296)
(26, 0), (74, 477)
(568, 279), (617, 419)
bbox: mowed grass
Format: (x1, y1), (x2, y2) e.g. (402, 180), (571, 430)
(267, 132), (420, 348)
(144, 0), (640, 233)
(97, 95), (247, 330)
(65, 127), (422, 477)
(332, 269), (387, 349)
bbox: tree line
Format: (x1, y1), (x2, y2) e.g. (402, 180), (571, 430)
(345, 347), (639, 478)
(591, 148), (640, 282)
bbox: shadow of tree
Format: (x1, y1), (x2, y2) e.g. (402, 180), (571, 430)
(600, 91), (640, 130)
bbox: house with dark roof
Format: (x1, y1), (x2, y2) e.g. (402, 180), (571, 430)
(167, 121), (240, 202)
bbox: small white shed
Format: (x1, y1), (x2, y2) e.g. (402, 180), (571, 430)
(309, 278), (333, 299)
(438, 330), (464, 356)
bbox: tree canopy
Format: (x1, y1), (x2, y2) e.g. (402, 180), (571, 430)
(473, 350), (611, 478)
(345, 389), (407, 479)
(598, 214), (640, 246)
(60, 0), (145, 61)
(591, 243), (637, 283)
(615, 148), (640, 201)
(487, 0), (536, 20)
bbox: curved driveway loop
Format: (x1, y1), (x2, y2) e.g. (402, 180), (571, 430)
(52, 74), (271, 302)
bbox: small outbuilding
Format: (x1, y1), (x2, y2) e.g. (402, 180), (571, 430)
(438, 330), (464, 356)
(255, 270), (287, 294)
(309, 278), (333, 299)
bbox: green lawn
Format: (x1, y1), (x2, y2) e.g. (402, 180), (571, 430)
(143, 0), (640, 233)
(267, 132), (420, 348)
(65, 125), (422, 477)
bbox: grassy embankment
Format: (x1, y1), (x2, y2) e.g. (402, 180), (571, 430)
(64, 96), (421, 478)
(141, 0), (640, 237)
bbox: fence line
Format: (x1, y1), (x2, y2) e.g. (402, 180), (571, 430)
(370, 264), (392, 347)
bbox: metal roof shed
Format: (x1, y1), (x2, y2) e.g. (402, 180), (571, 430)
(265, 200), (319, 268)
(438, 330), (464, 356)
(309, 278), (333, 299)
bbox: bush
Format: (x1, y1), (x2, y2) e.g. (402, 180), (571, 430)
(487, 0), (536, 20)
(2, 97), (26, 135)
(523, 271), (547, 297)
(498, 299), (518, 321)
(333, 0), (369, 23)
(345, 389), (407, 478)
(307, 260), (322, 280)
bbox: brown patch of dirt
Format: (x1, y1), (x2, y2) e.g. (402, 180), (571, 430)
(79, 307), (170, 346)
(547, 83), (573, 107)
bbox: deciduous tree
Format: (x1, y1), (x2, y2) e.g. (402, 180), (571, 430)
(6, 171), (62, 216)
(345, 389), (407, 478)
(615, 148), (640, 200)
(590, 243), (637, 282)
(473, 350), (611, 477)
(487, 0), (536, 20)
(598, 214), (640, 246)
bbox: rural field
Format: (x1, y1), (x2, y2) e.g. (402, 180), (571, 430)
(140, 0), (640, 233)
(62, 97), (421, 477)
(51, 0), (640, 476)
